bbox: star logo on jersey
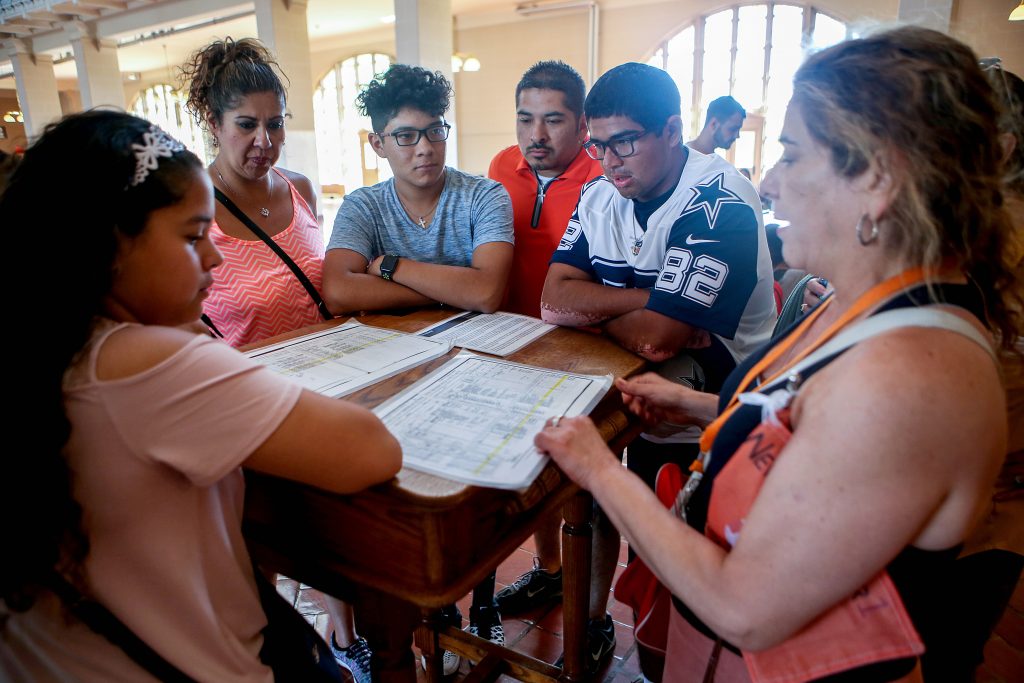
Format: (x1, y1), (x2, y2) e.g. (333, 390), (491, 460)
(680, 173), (745, 228)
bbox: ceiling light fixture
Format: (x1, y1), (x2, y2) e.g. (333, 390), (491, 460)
(1011, 2), (1024, 20)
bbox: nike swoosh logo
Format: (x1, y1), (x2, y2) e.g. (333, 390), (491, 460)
(685, 235), (720, 245)
(527, 587), (545, 597)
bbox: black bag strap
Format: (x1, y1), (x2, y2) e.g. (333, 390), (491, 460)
(214, 187), (333, 322)
(46, 571), (198, 683)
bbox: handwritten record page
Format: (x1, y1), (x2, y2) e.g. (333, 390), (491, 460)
(417, 311), (555, 356)
(246, 320), (452, 398)
(374, 352), (612, 489)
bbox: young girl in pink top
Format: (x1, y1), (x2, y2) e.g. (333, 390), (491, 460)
(0, 111), (400, 682)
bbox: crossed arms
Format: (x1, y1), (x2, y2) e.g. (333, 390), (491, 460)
(323, 242), (513, 314)
(540, 262), (710, 361)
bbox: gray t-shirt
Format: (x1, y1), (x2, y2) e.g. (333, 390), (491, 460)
(328, 167), (513, 265)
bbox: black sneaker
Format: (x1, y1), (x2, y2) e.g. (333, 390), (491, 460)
(495, 558), (563, 614)
(467, 605), (505, 647)
(555, 613), (616, 674)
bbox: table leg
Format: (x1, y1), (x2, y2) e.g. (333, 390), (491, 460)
(353, 585), (420, 683)
(560, 489), (593, 682)
(414, 608), (446, 683)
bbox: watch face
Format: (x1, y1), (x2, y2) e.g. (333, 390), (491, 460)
(381, 254), (399, 280)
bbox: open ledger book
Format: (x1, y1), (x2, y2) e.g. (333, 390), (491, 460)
(374, 352), (613, 490)
(244, 320), (452, 398)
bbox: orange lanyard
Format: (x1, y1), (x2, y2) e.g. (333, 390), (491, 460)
(697, 267), (930, 456)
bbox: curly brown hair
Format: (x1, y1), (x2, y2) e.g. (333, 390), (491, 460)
(180, 37), (288, 128)
(357, 64), (451, 133)
(792, 26), (1023, 347)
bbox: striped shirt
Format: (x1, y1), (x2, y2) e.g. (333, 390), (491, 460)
(204, 170), (325, 347)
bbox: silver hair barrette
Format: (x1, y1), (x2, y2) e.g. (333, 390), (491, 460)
(130, 125), (186, 187)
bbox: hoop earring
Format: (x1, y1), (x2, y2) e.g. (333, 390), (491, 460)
(856, 214), (879, 246)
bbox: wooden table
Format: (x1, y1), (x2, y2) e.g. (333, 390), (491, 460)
(241, 309), (645, 682)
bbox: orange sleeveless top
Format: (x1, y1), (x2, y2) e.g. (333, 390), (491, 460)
(204, 169), (325, 347)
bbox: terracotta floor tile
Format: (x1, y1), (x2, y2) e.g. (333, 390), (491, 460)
(295, 586), (329, 616)
(521, 535), (538, 555)
(313, 612), (331, 641)
(275, 577), (299, 607)
(495, 547), (539, 588)
(531, 603), (563, 635)
(608, 595), (634, 629)
(611, 619), (635, 660)
(615, 646), (641, 678)
(511, 624), (564, 665)
(500, 616), (533, 646)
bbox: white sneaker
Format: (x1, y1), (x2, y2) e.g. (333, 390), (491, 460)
(419, 649), (461, 677)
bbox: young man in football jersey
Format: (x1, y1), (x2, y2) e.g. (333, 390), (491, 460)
(540, 62), (775, 674)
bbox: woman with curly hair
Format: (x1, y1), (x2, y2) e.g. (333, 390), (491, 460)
(181, 37), (327, 348)
(0, 110), (400, 682)
(537, 26), (1022, 681)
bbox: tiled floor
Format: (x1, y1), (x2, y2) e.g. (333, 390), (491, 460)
(277, 534), (642, 683)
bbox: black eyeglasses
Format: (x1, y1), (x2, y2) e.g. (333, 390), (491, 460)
(584, 130), (651, 160)
(379, 123), (451, 147)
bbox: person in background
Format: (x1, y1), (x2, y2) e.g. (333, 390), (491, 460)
(181, 38), (374, 682)
(687, 95), (746, 156)
(0, 111), (401, 682)
(322, 64), (513, 316)
(487, 60), (603, 618)
(537, 26), (1019, 681)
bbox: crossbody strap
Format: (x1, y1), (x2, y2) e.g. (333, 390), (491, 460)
(758, 306), (995, 395)
(214, 187), (333, 322)
(46, 571), (198, 683)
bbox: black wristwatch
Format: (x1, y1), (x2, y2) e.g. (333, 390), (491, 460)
(380, 254), (400, 281)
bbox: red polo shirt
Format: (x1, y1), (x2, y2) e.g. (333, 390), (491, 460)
(488, 145), (604, 318)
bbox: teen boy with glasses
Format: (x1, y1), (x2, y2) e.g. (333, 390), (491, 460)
(322, 64), (513, 315)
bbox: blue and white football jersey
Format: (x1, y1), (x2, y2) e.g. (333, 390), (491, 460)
(551, 149), (776, 366)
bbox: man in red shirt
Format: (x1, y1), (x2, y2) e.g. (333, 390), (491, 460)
(486, 60), (603, 631)
(489, 61), (603, 318)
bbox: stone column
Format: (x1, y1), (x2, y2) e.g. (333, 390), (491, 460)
(7, 40), (63, 140)
(254, 0), (320, 199)
(67, 22), (125, 110)
(394, 0), (459, 167)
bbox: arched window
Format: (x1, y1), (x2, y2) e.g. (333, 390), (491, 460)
(313, 52), (393, 197)
(646, 4), (848, 182)
(130, 84), (211, 164)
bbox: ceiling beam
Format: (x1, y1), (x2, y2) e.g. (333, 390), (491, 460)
(0, 23), (39, 35)
(4, 17), (57, 29)
(74, 0), (130, 9)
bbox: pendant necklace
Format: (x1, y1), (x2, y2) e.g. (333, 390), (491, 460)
(397, 191), (441, 229)
(631, 221), (644, 256)
(217, 164), (274, 218)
